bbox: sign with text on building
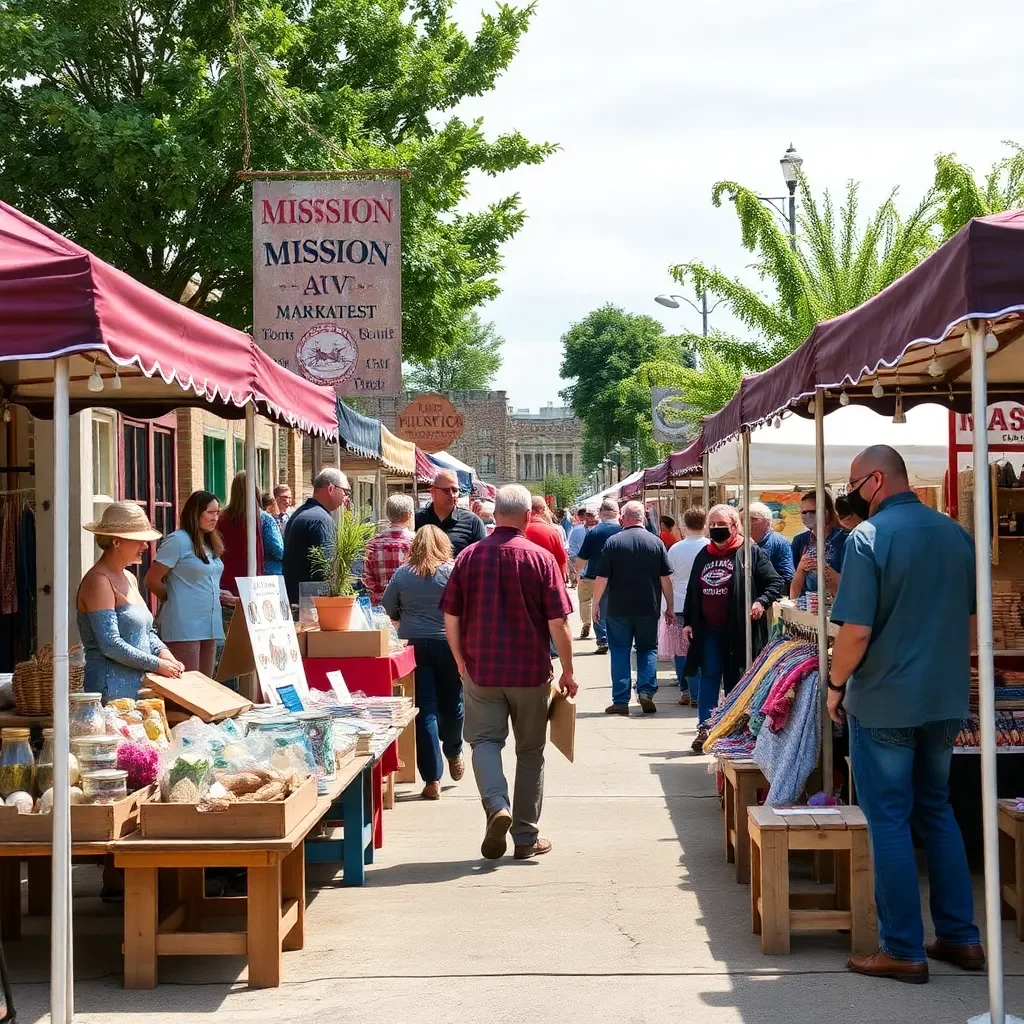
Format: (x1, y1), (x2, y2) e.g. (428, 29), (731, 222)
(252, 179), (402, 397)
(395, 392), (464, 453)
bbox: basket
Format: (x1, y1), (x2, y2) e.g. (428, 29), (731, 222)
(12, 643), (85, 717)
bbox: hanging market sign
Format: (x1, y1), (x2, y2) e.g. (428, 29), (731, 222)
(395, 392), (464, 453)
(954, 402), (1024, 446)
(651, 387), (695, 445)
(252, 179), (402, 396)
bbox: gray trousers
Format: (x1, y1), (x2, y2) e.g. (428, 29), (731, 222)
(463, 677), (548, 846)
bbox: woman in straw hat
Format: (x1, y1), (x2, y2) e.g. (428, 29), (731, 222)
(77, 502), (184, 701)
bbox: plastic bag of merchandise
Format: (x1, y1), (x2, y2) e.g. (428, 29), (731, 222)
(159, 716), (222, 802)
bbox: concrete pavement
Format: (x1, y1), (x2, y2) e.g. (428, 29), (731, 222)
(6, 614), (1024, 1022)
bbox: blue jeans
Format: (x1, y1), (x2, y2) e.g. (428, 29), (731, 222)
(673, 656), (699, 696)
(696, 628), (732, 727)
(848, 714), (980, 962)
(412, 638), (465, 784)
(606, 615), (658, 706)
(594, 589), (609, 646)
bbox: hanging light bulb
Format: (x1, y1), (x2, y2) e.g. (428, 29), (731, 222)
(2, 402), (10, 424)
(807, 397), (815, 414)
(773, 416), (782, 429)
(112, 366), (122, 390)
(87, 361), (104, 393)
(839, 390), (850, 407)
(871, 381), (884, 399)
(892, 392), (906, 425)
(927, 352), (943, 377)
(985, 331), (999, 354)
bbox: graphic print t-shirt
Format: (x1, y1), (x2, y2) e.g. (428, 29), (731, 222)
(699, 555), (735, 629)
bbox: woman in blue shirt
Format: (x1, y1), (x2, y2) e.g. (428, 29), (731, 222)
(790, 488), (848, 600)
(261, 492), (284, 575)
(145, 490), (228, 676)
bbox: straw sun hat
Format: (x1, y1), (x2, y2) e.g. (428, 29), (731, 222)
(84, 502), (162, 542)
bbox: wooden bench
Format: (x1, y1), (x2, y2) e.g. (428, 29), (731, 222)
(748, 804), (876, 955)
(998, 799), (1024, 939)
(114, 805), (323, 989)
(720, 758), (768, 883)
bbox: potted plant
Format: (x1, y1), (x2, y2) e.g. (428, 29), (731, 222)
(308, 508), (378, 631)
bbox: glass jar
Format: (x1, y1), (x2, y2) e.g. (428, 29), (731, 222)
(36, 727), (55, 796)
(0, 728), (35, 798)
(81, 768), (127, 805)
(69, 692), (105, 738)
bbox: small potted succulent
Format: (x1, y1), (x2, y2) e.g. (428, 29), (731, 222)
(309, 507), (378, 630)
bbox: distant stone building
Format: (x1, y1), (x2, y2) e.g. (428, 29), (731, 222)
(363, 391), (582, 489)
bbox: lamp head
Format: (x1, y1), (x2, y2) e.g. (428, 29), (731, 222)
(655, 294), (680, 309)
(780, 143), (803, 187)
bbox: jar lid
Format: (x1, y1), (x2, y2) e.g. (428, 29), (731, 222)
(42, 728), (54, 738)
(71, 735), (117, 748)
(69, 693), (101, 704)
(81, 769), (127, 782)
(1, 727), (30, 739)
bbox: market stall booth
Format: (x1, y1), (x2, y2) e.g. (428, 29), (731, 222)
(0, 199), (340, 1020)
(414, 447), (495, 500)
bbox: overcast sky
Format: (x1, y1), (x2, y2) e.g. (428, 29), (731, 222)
(448, 0), (1021, 410)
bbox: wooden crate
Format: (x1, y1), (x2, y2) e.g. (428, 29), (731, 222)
(0, 785), (155, 842)
(139, 776), (317, 839)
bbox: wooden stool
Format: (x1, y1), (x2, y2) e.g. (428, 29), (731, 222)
(748, 805), (876, 955)
(998, 799), (1024, 939)
(721, 758), (768, 883)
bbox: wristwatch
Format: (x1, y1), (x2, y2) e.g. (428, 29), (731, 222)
(827, 680), (847, 693)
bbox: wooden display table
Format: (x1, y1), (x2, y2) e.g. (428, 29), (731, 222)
(720, 758), (768, 883)
(998, 798), (1024, 939)
(748, 805), (875, 956)
(114, 805), (323, 989)
(0, 711), (51, 729)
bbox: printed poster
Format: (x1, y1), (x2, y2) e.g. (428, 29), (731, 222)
(235, 576), (310, 709)
(252, 179), (402, 397)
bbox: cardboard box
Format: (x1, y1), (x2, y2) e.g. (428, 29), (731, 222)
(0, 785), (155, 843)
(305, 628), (390, 659)
(140, 775), (317, 839)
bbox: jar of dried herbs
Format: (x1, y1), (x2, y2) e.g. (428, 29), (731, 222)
(0, 728), (35, 799)
(35, 727), (56, 796)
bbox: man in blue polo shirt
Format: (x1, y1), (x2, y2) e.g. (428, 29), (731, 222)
(828, 445), (982, 984)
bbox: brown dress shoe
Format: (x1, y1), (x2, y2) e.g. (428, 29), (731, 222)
(605, 703), (629, 716)
(579, 624), (590, 639)
(421, 781), (441, 800)
(848, 948), (929, 984)
(678, 692), (691, 706)
(514, 837), (552, 859)
(926, 939), (985, 971)
(480, 807), (512, 859)
(448, 755), (465, 782)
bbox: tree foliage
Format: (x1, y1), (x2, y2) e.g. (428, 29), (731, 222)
(934, 142), (1024, 239)
(558, 304), (687, 470)
(404, 312), (503, 392)
(0, 0), (553, 361)
(667, 176), (939, 421)
(539, 473), (585, 509)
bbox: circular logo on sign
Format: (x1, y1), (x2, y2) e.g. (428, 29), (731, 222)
(296, 324), (358, 385)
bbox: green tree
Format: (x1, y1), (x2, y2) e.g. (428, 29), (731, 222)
(539, 473), (585, 509)
(404, 312), (503, 392)
(667, 177), (939, 423)
(0, 0), (554, 361)
(934, 142), (1024, 239)
(558, 304), (686, 470)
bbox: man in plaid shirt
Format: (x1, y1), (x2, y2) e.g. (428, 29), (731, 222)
(442, 484), (577, 862)
(361, 493), (415, 604)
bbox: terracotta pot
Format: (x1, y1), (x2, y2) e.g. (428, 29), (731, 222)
(312, 595), (358, 631)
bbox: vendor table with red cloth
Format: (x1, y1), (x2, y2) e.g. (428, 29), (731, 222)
(304, 647), (418, 847)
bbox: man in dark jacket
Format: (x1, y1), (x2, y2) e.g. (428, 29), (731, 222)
(681, 503), (784, 750)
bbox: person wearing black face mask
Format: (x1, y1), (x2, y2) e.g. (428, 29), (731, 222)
(790, 488), (848, 602)
(679, 504), (784, 751)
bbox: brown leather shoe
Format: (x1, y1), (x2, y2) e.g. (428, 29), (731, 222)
(480, 807), (512, 859)
(448, 755), (465, 782)
(579, 624), (590, 639)
(605, 703), (629, 716)
(678, 692), (691, 706)
(926, 939), (985, 971)
(421, 781), (441, 800)
(514, 837), (552, 859)
(847, 948), (929, 984)
(691, 727), (709, 753)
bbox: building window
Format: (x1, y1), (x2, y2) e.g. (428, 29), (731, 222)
(91, 413), (116, 501)
(477, 429), (492, 442)
(233, 436), (245, 476)
(566, 453), (573, 476)
(204, 435), (227, 503)
(524, 454), (532, 479)
(479, 454), (495, 477)
(555, 454), (564, 476)
(123, 423), (149, 505)
(257, 447), (270, 493)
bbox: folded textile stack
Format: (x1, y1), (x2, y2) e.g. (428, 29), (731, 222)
(364, 695), (414, 726)
(955, 711), (1024, 749)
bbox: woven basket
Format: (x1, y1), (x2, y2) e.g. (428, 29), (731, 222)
(12, 643), (85, 717)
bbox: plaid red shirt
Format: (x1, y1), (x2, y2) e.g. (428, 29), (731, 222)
(440, 526), (573, 687)
(362, 526), (414, 604)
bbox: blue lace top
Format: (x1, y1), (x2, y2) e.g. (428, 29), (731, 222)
(78, 603), (165, 701)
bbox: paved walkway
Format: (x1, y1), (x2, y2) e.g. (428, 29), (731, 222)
(7, 612), (1024, 1022)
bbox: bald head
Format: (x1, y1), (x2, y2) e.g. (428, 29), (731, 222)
(531, 495), (550, 517)
(429, 470), (460, 517)
(852, 445), (909, 482)
(849, 444), (910, 517)
(620, 501), (645, 525)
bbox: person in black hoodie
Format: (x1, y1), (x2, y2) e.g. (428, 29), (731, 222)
(681, 503), (783, 751)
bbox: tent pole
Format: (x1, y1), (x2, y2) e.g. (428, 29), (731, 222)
(311, 436), (322, 485)
(968, 318), (1005, 1024)
(245, 404), (258, 579)
(814, 392), (831, 798)
(51, 357), (72, 1024)
(742, 429), (752, 668)
(702, 453), (710, 511)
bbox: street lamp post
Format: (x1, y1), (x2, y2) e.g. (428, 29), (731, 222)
(752, 143), (803, 250)
(655, 292), (723, 337)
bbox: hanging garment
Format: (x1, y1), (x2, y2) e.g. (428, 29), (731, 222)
(0, 496), (14, 614)
(753, 670), (821, 805)
(752, 652), (819, 735)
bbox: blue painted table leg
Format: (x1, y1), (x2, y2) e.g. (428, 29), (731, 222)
(341, 769), (366, 886)
(363, 767), (374, 865)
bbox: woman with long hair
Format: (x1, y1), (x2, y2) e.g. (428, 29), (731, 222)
(680, 503), (784, 751)
(381, 525), (464, 800)
(217, 471), (264, 596)
(145, 490), (230, 676)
